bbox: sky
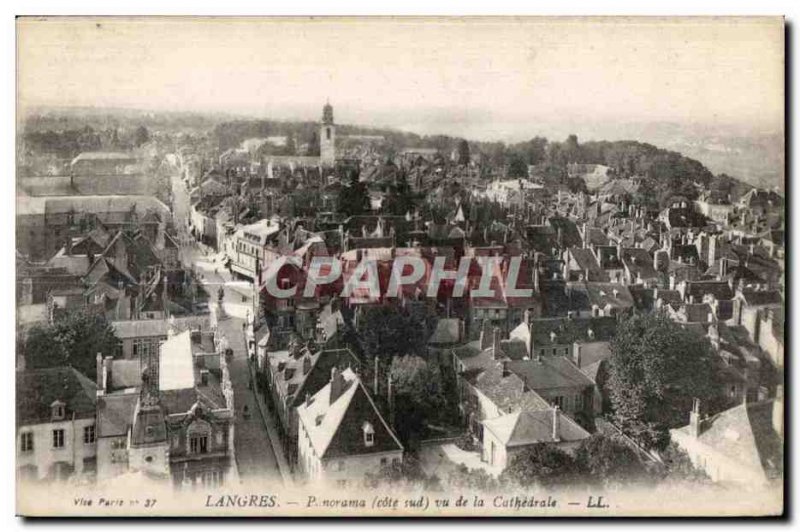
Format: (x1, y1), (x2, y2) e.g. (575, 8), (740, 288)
(17, 17), (784, 142)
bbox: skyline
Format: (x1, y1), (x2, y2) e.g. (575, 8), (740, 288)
(18, 17), (784, 143)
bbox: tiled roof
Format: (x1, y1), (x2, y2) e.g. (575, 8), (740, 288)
(507, 356), (595, 391)
(674, 400), (783, 481)
(296, 368), (402, 459)
(96, 392), (138, 438)
(17, 367), (97, 426)
(483, 409), (590, 447)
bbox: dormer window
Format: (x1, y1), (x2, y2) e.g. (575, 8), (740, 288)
(51, 400), (65, 421)
(362, 422), (375, 447)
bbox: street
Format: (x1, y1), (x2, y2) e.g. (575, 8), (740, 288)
(170, 173), (283, 485)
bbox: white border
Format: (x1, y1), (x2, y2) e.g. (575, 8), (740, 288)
(3, 1), (796, 530)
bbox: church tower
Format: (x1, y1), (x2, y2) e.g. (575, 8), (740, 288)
(320, 101), (336, 166)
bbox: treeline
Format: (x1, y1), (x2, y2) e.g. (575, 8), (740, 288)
(22, 125), (151, 158)
(193, 118), (719, 209)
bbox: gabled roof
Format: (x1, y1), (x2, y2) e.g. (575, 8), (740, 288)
(483, 409), (590, 447)
(507, 356), (595, 391)
(673, 400), (783, 481)
(96, 392), (138, 438)
(296, 368), (402, 459)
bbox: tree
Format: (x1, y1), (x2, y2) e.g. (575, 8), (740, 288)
(358, 306), (431, 360)
(133, 125), (150, 147)
(655, 441), (709, 483)
(337, 170), (370, 216)
(501, 444), (582, 487)
(446, 464), (499, 491)
(364, 459), (442, 491)
(574, 434), (647, 484)
(24, 310), (120, 380)
(456, 139), (471, 165)
(389, 355), (447, 446)
(606, 313), (720, 450)
(507, 154), (529, 178)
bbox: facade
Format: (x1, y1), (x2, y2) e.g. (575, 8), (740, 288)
(296, 368), (403, 487)
(482, 407), (590, 469)
(16, 367), (98, 483)
(228, 219), (281, 281)
(95, 330), (235, 489)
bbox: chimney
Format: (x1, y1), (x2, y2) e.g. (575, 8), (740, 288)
(479, 319), (492, 350)
(103, 356), (113, 394)
(528, 322), (536, 360)
(502, 360), (510, 378)
(329, 367), (346, 404)
(387, 373), (395, 427)
(492, 327), (501, 359)
(95, 353), (104, 392)
(552, 406), (560, 442)
(689, 398), (702, 438)
(373, 356), (379, 395)
(305, 392), (311, 407)
(773, 385), (784, 439)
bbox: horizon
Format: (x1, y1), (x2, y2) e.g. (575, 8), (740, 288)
(18, 17), (783, 144)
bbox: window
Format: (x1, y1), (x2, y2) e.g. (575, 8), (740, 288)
(362, 422), (375, 447)
(380, 457), (387, 466)
(83, 425), (96, 444)
(326, 127), (331, 141)
(336, 479), (347, 488)
(20, 432), (33, 453)
(52, 429), (65, 449)
(51, 401), (65, 421)
(190, 435), (209, 454)
(553, 396), (564, 410)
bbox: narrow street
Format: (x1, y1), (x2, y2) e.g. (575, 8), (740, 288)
(170, 173), (284, 485)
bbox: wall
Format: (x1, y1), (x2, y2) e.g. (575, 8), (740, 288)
(17, 417), (97, 481)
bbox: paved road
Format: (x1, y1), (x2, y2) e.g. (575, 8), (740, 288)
(217, 315), (281, 484)
(170, 174), (281, 485)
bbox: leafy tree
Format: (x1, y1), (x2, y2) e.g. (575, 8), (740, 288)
(507, 154), (529, 178)
(501, 444), (582, 487)
(337, 170), (370, 216)
(654, 441), (710, 483)
(364, 460), (442, 491)
(24, 310), (120, 380)
(606, 313), (720, 450)
(133, 125), (151, 147)
(388, 355), (447, 446)
(574, 434), (647, 484)
(456, 139), (471, 165)
(358, 306), (431, 360)
(446, 464), (499, 491)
